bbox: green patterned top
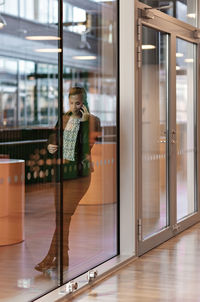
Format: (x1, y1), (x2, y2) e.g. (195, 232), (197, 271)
(63, 116), (81, 161)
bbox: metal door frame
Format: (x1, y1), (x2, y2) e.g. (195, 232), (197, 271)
(135, 1), (200, 255)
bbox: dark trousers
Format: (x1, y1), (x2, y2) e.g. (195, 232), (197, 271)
(47, 174), (91, 265)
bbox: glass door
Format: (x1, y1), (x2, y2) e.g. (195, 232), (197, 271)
(138, 24), (172, 254)
(176, 38), (197, 222)
(136, 1), (200, 255)
(141, 27), (169, 239)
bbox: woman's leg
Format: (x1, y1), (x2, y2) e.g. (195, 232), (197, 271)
(62, 175), (91, 264)
(35, 175), (91, 272)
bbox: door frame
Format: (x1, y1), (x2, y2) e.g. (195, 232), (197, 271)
(135, 1), (200, 255)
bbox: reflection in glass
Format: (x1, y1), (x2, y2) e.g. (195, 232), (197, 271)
(0, 1), (60, 301)
(139, 0), (198, 27)
(142, 26), (169, 239)
(62, 0), (118, 282)
(176, 38), (196, 221)
(0, 0), (118, 300)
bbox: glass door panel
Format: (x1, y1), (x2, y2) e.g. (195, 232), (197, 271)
(138, 0), (200, 256)
(142, 26), (169, 239)
(176, 38), (197, 221)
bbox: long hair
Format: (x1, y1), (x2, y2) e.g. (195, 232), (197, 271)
(68, 86), (90, 113)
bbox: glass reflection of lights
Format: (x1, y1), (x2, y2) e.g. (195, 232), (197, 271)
(176, 53), (184, 57)
(176, 66), (181, 70)
(142, 45), (156, 50)
(35, 48), (62, 53)
(184, 58), (194, 63)
(0, 14), (6, 29)
(26, 36), (60, 41)
(187, 13), (196, 19)
(72, 56), (97, 60)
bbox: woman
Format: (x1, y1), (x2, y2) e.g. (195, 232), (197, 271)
(35, 86), (101, 272)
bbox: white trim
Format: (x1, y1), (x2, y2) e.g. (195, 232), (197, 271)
(119, 0), (135, 256)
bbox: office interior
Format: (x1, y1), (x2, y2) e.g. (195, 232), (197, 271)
(0, 0), (200, 301)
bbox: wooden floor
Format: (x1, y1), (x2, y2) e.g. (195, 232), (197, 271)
(0, 183), (117, 302)
(68, 222), (200, 302)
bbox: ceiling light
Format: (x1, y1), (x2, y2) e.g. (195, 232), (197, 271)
(35, 48), (62, 53)
(142, 45), (156, 50)
(26, 36), (60, 41)
(184, 58), (194, 63)
(187, 13), (196, 19)
(176, 52), (184, 57)
(176, 66), (181, 70)
(97, 0), (114, 1)
(0, 14), (6, 29)
(72, 56), (97, 60)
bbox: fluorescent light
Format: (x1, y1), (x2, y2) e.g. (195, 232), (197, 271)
(97, 0), (114, 1)
(176, 52), (184, 57)
(72, 56), (97, 60)
(142, 45), (156, 50)
(176, 66), (181, 70)
(35, 48), (62, 53)
(184, 58), (194, 63)
(26, 36), (60, 40)
(187, 13), (196, 19)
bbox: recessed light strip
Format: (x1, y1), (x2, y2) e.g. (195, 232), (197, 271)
(176, 52), (184, 57)
(187, 13), (196, 19)
(184, 58), (194, 63)
(35, 48), (62, 53)
(142, 45), (156, 50)
(72, 56), (97, 60)
(26, 36), (60, 41)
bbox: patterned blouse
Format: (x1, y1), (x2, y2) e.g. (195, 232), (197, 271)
(63, 116), (81, 161)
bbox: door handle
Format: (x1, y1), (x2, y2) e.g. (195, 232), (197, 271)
(170, 129), (176, 144)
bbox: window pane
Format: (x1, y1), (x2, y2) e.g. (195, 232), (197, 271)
(176, 38), (197, 221)
(0, 0), (60, 300)
(0, 0), (118, 300)
(141, 26), (169, 239)
(62, 0), (118, 282)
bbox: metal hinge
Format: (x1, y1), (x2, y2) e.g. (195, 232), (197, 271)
(137, 18), (142, 42)
(138, 218), (142, 241)
(137, 45), (142, 68)
(137, 18), (142, 69)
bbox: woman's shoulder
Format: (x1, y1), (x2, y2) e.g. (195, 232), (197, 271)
(89, 114), (101, 129)
(89, 114), (100, 122)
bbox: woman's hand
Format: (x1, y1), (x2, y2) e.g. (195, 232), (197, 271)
(47, 144), (58, 154)
(80, 105), (89, 122)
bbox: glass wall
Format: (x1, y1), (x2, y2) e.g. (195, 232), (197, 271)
(139, 0), (198, 27)
(0, 0), (118, 301)
(62, 0), (118, 283)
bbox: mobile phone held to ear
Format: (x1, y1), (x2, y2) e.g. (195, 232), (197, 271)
(79, 106), (84, 117)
